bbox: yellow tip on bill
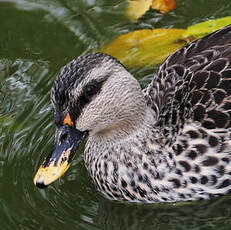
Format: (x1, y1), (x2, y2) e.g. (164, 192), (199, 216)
(34, 147), (72, 187)
(33, 161), (70, 187)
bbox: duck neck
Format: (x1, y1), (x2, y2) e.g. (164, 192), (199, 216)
(84, 107), (178, 201)
(89, 104), (156, 141)
(84, 104), (176, 170)
(84, 104), (174, 159)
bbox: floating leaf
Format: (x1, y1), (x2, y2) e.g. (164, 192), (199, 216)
(102, 16), (231, 67)
(152, 0), (175, 14)
(126, 0), (175, 20)
(102, 29), (186, 67)
(184, 16), (231, 40)
(126, 0), (152, 21)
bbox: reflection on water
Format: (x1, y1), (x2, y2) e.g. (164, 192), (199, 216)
(97, 196), (231, 230)
(1, 0), (231, 229)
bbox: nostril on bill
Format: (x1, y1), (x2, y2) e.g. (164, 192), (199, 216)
(60, 132), (68, 145)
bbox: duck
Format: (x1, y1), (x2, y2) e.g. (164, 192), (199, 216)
(34, 25), (231, 203)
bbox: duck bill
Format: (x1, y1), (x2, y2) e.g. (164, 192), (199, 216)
(33, 125), (88, 188)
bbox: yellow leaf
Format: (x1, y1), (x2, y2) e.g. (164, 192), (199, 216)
(152, 0), (175, 14)
(101, 29), (186, 67)
(126, 0), (152, 21)
(102, 16), (231, 67)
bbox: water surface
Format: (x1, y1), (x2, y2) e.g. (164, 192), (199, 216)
(1, 0), (231, 229)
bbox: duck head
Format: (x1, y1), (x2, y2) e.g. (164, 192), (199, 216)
(33, 53), (146, 188)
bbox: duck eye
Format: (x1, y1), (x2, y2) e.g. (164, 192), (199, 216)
(84, 85), (97, 97)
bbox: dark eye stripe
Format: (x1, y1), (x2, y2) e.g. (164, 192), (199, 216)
(69, 77), (107, 122)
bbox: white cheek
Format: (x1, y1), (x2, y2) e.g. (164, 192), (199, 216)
(76, 108), (113, 132)
(74, 71), (144, 133)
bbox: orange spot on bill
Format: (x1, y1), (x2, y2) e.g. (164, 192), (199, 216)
(63, 113), (74, 127)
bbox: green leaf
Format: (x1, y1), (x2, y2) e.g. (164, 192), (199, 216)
(184, 16), (231, 40)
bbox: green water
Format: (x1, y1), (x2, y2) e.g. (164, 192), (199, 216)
(1, 0), (231, 229)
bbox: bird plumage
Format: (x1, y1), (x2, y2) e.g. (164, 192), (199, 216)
(35, 25), (231, 203)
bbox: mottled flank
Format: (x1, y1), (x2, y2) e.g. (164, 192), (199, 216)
(52, 25), (231, 203)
